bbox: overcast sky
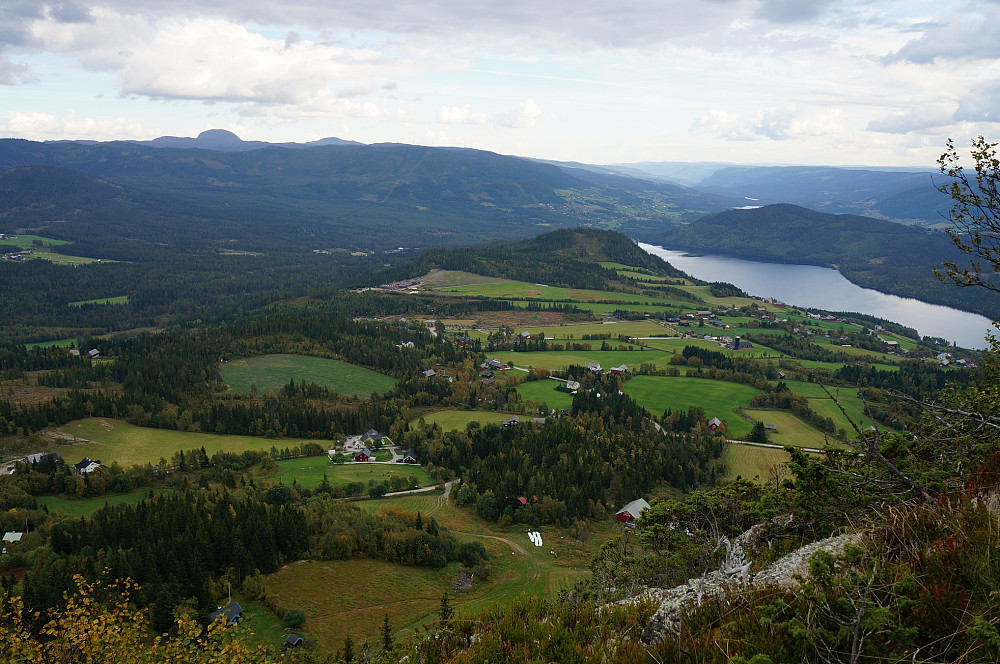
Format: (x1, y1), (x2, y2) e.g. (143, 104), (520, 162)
(0, 0), (997, 167)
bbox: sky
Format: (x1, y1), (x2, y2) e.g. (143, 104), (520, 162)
(0, 0), (997, 167)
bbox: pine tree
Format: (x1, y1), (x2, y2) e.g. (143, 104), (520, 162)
(439, 590), (454, 623)
(381, 612), (394, 653)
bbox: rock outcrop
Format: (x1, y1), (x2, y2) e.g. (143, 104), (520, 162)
(620, 528), (862, 644)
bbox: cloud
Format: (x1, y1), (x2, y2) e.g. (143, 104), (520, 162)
(866, 105), (957, 134)
(436, 104), (489, 125)
(953, 84), (1000, 124)
(496, 99), (541, 128)
(0, 110), (146, 139)
(693, 107), (841, 141)
(753, 0), (836, 23)
(887, 6), (1000, 63)
(47, 3), (95, 23)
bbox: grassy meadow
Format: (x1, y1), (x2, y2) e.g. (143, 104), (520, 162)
(270, 456), (436, 489)
(410, 409), (513, 431)
(263, 489), (607, 651)
(54, 418), (320, 467)
(741, 409), (839, 449)
(622, 375), (761, 439)
(35, 489), (174, 516)
(516, 380), (575, 410)
(722, 444), (790, 482)
(69, 295), (129, 307)
(222, 354), (397, 397)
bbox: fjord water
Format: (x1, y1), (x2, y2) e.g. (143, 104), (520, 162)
(640, 243), (995, 349)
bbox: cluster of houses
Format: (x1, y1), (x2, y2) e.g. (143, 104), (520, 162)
(2, 453), (100, 476)
(379, 278), (422, 291)
(935, 352), (977, 368)
(481, 359), (509, 371)
(68, 348), (101, 359)
(331, 429), (419, 465)
(3, 248), (32, 261)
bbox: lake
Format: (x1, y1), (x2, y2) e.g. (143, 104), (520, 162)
(640, 243), (995, 350)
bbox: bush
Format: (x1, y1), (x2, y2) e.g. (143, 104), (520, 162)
(283, 608), (306, 630)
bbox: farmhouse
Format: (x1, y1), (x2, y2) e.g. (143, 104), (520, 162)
(73, 457), (101, 474)
(707, 417), (722, 432)
(403, 449), (419, 464)
(481, 359), (509, 371)
(24, 452), (58, 465)
(210, 602), (243, 624)
(2, 532), (23, 545)
(502, 416), (520, 427)
(423, 369), (436, 378)
(609, 364), (628, 375)
(565, 379), (581, 392)
(587, 362), (602, 372)
(360, 429), (384, 445)
(353, 449), (373, 462)
(86, 349), (100, 359)
(615, 498), (651, 526)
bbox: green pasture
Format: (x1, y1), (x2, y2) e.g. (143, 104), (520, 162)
(69, 295), (129, 307)
(741, 409), (838, 449)
(25, 337), (79, 349)
(222, 354), (396, 398)
(516, 380), (575, 411)
(54, 418), (319, 468)
(270, 456), (435, 489)
(722, 445), (790, 483)
(0, 234), (69, 248)
(30, 252), (105, 265)
(622, 375), (761, 439)
(410, 409), (513, 431)
(419, 269), (511, 287)
(490, 349), (675, 372)
(35, 489), (173, 516)
(512, 320), (674, 339)
(263, 491), (604, 651)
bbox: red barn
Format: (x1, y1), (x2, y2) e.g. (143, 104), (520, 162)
(615, 498), (651, 526)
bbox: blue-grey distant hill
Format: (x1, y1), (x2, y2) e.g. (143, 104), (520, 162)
(694, 165), (944, 224)
(0, 134), (736, 255)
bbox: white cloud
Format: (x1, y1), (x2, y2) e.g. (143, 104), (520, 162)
(693, 107), (841, 141)
(867, 105), (957, 134)
(0, 110), (146, 139)
(496, 99), (541, 128)
(436, 104), (489, 124)
(887, 5), (1000, 63)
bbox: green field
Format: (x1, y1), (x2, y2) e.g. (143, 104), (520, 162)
(741, 409), (838, 449)
(722, 444), (790, 482)
(516, 380), (575, 410)
(784, 380), (900, 434)
(25, 337), (79, 349)
(0, 234), (69, 248)
(263, 490), (604, 651)
(222, 354), (397, 397)
(36, 489), (173, 516)
(270, 456), (436, 489)
(510, 321), (674, 339)
(69, 295), (129, 307)
(622, 375), (761, 439)
(491, 349), (675, 372)
(30, 252), (105, 265)
(410, 410), (513, 431)
(54, 418), (321, 468)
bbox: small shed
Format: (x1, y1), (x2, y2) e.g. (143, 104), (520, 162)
(615, 498), (651, 526)
(423, 369), (436, 378)
(86, 349), (100, 359)
(210, 602), (244, 624)
(284, 634), (304, 647)
(2, 532), (24, 545)
(707, 417), (722, 432)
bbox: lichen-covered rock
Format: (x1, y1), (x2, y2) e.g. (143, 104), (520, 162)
(626, 529), (861, 645)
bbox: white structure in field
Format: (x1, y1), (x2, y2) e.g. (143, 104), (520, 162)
(528, 531), (543, 547)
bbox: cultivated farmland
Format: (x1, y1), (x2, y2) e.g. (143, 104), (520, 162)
(222, 353), (397, 397)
